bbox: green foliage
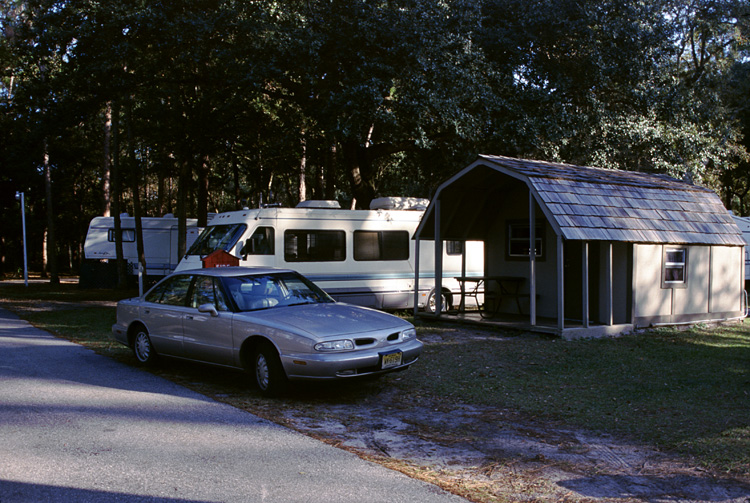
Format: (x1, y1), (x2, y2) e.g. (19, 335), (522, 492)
(1, 0), (749, 270)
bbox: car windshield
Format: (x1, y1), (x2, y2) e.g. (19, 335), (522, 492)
(222, 272), (334, 312)
(187, 224), (247, 256)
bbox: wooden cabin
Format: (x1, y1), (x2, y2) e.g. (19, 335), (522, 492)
(414, 155), (746, 338)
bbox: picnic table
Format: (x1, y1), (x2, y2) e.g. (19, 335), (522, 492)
(454, 275), (527, 318)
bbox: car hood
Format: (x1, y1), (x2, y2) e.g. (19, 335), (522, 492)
(238, 303), (410, 338)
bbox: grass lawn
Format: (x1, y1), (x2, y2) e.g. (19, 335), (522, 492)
(402, 320), (750, 476)
(1, 282), (748, 477)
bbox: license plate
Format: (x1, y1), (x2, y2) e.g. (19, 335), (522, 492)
(381, 350), (403, 369)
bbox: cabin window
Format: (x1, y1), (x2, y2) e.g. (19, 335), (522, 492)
(662, 247), (687, 288)
(108, 228), (135, 242)
(446, 241), (463, 256)
(506, 221), (545, 260)
(354, 231), (409, 261)
(241, 227), (274, 256)
(187, 224), (247, 256)
(284, 230), (346, 262)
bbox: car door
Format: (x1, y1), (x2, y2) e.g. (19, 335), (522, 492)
(182, 275), (235, 366)
(141, 274), (194, 356)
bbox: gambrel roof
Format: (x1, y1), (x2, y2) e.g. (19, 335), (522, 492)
(417, 155), (744, 246)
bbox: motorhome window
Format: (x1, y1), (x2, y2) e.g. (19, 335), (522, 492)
(108, 228), (135, 242)
(284, 230), (345, 262)
(507, 222), (544, 260)
(446, 241), (463, 256)
(663, 247), (687, 288)
(187, 224), (247, 256)
(354, 231), (409, 261)
(241, 227), (275, 257)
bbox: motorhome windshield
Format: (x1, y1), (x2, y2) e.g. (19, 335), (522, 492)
(187, 224), (247, 256)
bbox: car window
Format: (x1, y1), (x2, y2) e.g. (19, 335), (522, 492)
(190, 276), (230, 311)
(222, 272), (332, 312)
(191, 276), (215, 308)
(146, 275), (193, 306)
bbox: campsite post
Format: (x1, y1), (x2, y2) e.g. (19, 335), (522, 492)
(15, 192), (28, 287)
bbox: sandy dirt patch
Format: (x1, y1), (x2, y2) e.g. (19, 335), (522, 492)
(269, 330), (750, 503)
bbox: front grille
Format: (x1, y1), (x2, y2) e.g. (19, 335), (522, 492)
(354, 338), (376, 346)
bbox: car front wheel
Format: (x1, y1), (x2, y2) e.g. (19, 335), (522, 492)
(251, 342), (288, 397)
(132, 326), (158, 366)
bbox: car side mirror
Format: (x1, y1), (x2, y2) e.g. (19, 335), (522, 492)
(198, 303), (219, 317)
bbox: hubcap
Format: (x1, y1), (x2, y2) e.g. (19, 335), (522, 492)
(255, 354), (270, 390)
(429, 293), (447, 313)
(135, 333), (150, 361)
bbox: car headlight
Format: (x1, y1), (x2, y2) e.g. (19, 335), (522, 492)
(401, 328), (417, 341)
(314, 339), (355, 352)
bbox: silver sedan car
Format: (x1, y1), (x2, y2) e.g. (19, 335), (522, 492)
(112, 267), (422, 396)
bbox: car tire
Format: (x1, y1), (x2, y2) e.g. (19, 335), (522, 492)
(426, 288), (451, 313)
(132, 325), (158, 366)
(251, 342), (288, 397)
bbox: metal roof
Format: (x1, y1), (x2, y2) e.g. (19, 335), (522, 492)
(417, 155), (744, 246)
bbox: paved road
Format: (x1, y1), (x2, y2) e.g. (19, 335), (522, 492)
(0, 308), (467, 502)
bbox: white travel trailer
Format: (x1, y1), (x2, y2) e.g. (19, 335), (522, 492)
(175, 198), (484, 311)
(83, 213), (203, 278)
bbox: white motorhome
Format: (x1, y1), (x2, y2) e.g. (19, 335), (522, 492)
(83, 213), (203, 278)
(175, 198), (483, 311)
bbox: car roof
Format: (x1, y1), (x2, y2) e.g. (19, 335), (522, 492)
(174, 266), (297, 278)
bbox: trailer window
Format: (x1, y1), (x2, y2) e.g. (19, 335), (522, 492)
(284, 230), (345, 262)
(108, 228), (135, 242)
(446, 241), (463, 256)
(187, 224), (247, 256)
(354, 231), (409, 261)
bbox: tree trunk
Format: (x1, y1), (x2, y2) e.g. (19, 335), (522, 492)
(43, 138), (59, 284)
(298, 130), (307, 203)
(177, 156), (190, 258)
(197, 155), (210, 226)
(231, 145), (241, 209)
(111, 103), (128, 289)
(102, 102), (112, 217)
(126, 101), (146, 277)
(325, 142), (337, 200)
(342, 141), (376, 209)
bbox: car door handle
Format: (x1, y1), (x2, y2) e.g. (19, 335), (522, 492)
(185, 315), (193, 320)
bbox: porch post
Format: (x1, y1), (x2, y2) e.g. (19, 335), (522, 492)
(459, 240), (467, 312)
(529, 192), (537, 326)
(557, 234), (564, 332)
(414, 237), (421, 317)
(605, 242), (613, 325)
(434, 199), (443, 315)
(582, 241), (589, 328)
(631, 244), (638, 324)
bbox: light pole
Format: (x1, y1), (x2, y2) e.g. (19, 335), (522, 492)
(15, 192), (28, 287)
